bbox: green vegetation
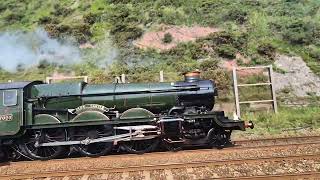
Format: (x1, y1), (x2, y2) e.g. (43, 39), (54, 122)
(242, 106), (320, 136)
(0, 0), (320, 82)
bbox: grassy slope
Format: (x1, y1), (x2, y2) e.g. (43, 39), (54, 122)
(0, 0), (319, 133)
(0, 0), (320, 79)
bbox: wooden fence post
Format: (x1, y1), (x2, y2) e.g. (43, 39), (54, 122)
(160, 71), (164, 82)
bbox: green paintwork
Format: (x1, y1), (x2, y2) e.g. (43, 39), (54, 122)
(0, 89), (23, 136)
(71, 111), (109, 122)
(23, 81), (184, 128)
(31, 82), (85, 98)
(120, 108), (155, 119)
(30, 82), (180, 115)
(33, 114), (61, 125)
(82, 83), (177, 112)
(0, 80), (209, 137)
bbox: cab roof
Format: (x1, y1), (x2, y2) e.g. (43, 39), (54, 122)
(0, 81), (43, 90)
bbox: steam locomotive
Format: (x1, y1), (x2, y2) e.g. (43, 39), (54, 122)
(0, 71), (253, 161)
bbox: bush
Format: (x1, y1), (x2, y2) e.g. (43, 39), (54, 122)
(160, 7), (186, 25)
(70, 23), (92, 43)
(307, 46), (320, 59)
(250, 55), (272, 65)
(3, 10), (23, 23)
(84, 12), (100, 25)
(44, 23), (72, 38)
(45, 23), (92, 43)
(257, 43), (276, 59)
(225, 8), (248, 24)
(38, 16), (59, 25)
(162, 33), (173, 44)
(51, 4), (73, 16)
(216, 44), (237, 59)
(111, 23), (143, 45)
(166, 42), (206, 60)
(0, 3), (6, 13)
(205, 31), (248, 52)
(282, 19), (316, 45)
(44, 24), (61, 38)
(200, 59), (231, 90)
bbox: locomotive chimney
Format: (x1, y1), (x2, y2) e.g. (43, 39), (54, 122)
(183, 70), (201, 82)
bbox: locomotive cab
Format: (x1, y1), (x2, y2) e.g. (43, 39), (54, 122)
(0, 81), (42, 137)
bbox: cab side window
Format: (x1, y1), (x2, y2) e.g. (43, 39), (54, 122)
(3, 90), (18, 106)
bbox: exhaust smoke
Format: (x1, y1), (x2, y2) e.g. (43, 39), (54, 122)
(0, 28), (118, 72)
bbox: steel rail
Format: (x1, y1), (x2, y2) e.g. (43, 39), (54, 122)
(233, 135), (320, 147)
(1, 154), (319, 179)
(219, 172), (320, 180)
(2, 136), (320, 167)
(234, 135), (320, 144)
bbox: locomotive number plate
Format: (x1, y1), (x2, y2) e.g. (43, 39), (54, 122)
(0, 114), (13, 121)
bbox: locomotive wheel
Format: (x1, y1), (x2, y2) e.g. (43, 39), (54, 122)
(19, 129), (67, 160)
(208, 129), (231, 149)
(121, 138), (160, 154)
(73, 125), (113, 157)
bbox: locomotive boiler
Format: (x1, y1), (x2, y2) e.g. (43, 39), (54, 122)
(0, 71), (253, 161)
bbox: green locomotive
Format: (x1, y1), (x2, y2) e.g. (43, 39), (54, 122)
(0, 72), (253, 161)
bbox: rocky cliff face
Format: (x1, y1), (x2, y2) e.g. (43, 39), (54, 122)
(274, 55), (320, 97)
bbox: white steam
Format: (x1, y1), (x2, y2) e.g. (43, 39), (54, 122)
(0, 28), (118, 71)
(0, 28), (80, 71)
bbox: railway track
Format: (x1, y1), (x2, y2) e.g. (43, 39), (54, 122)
(233, 135), (320, 148)
(1, 154), (320, 179)
(230, 172), (320, 180)
(1, 135), (319, 179)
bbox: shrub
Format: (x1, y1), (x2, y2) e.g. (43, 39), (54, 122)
(3, 10), (23, 23)
(225, 8), (248, 24)
(200, 59), (231, 90)
(166, 42), (206, 60)
(44, 24), (72, 38)
(205, 31), (247, 51)
(111, 23), (143, 45)
(38, 16), (59, 25)
(307, 46), (320, 59)
(80, 3), (91, 11)
(257, 43), (276, 59)
(251, 55), (273, 65)
(0, 3), (6, 13)
(70, 23), (92, 43)
(84, 12), (100, 25)
(282, 19), (316, 45)
(45, 23), (92, 43)
(44, 24), (60, 38)
(216, 44), (237, 59)
(162, 33), (173, 44)
(51, 4), (73, 17)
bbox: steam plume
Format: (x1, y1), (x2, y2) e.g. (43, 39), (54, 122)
(0, 28), (81, 71)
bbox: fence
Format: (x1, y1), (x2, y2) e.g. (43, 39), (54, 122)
(232, 65), (278, 117)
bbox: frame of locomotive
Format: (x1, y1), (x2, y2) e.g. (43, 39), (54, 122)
(0, 72), (253, 161)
